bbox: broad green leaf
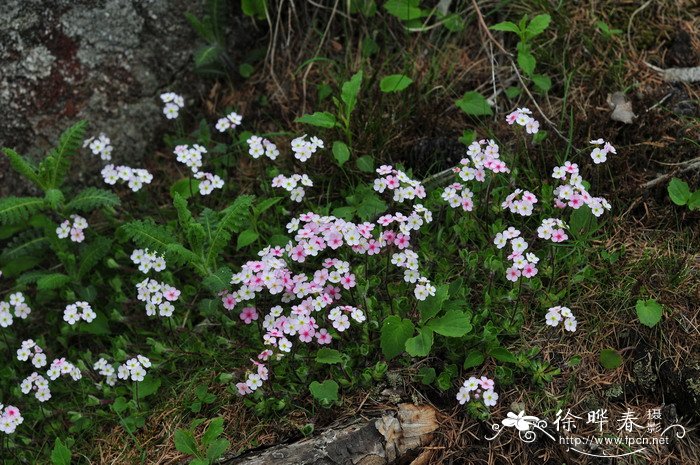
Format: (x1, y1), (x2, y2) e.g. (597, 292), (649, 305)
(379, 74), (413, 93)
(341, 71), (363, 115)
(236, 229), (259, 250)
(355, 155), (374, 173)
(309, 380), (339, 402)
(380, 315), (414, 359)
(174, 429), (199, 456)
(206, 438), (230, 461)
(517, 48), (536, 75)
(202, 417), (225, 444)
(635, 299), (663, 327)
(426, 310), (471, 337)
(296, 112), (337, 128)
(316, 348), (343, 364)
(489, 347), (517, 363)
(668, 178), (691, 206)
(171, 178), (201, 200)
(384, 0), (425, 21)
(490, 21), (520, 33)
(599, 349), (623, 369)
(531, 73), (551, 92)
(50, 438), (72, 465)
(135, 375), (161, 398)
(463, 350), (485, 369)
(455, 91), (493, 116)
(241, 0), (267, 19)
(332, 141), (350, 166)
(405, 328), (433, 357)
(688, 191), (700, 210)
(527, 14), (551, 36)
(417, 284), (449, 323)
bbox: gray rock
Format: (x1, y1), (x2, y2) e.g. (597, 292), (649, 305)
(0, 0), (204, 195)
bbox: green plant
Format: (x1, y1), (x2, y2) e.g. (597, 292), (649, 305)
(668, 177), (700, 210)
(174, 417), (230, 465)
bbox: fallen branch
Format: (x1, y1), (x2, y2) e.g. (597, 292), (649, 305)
(641, 157), (700, 189)
(645, 62), (700, 83)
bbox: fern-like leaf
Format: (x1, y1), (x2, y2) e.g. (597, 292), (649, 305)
(203, 266), (232, 293)
(37, 273), (72, 291)
(119, 219), (177, 256)
(0, 229), (49, 263)
(2, 148), (44, 189)
(0, 197), (47, 225)
(78, 236), (113, 278)
(204, 195), (253, 268)
(67, 188), (120, 212)
(38, 120), (87, 189)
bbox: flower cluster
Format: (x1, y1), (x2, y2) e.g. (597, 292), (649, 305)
(117, 355), (151, 382)
(456, 375), (499, 407)
(93, 358), (118, 386)
(536, 218), (569, 243)
(545, 306), (577, 332)
(589, 139), (617, 164)
(373, 165), (427, 203)
(506, 107), (540, 134)
(271, 173), (313, 202)
(63, 301), (97, 325)
(56, 214), (89, 243)
(501, 189), (538, 217)
(161, 92), (184, 119)
(83, 133), (113, 161)
(46, 358), (82, 382)
(0, 292), (31, 327)
(246, 136), (279, 160)
(136, 278), (181, 317)
(130, 248), (167, 273)
(441, 183), (475, 211)
(173, 144), (224, 196)
(290, 134), (324, 162)
(0, 404), (23, 434)
(216, 111), (243, 132)
(101, 164), (153, 192)
(551, 162), (611, 217)
(20, 372), (51, 402)
(494, 227), (539, 282)
(16, 340), (47, 368)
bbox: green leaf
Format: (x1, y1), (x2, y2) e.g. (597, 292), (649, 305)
(426, 310), (471, 337)
(384, 0), (425, 21)
(236, 229), (259, 250)
(455, 91), (493, 116)
(490, 347), (517, 363)
(355, 155), (374, 173)
(417, 284), (449, 323)
(254, 197), (282, 216)
(39, 120), (87, 189)
(203, 267), (233, 293)
(67, 187), (120, 211)
(3, 148), (43, 189)
(531, 73), (551, 92)
(405, 328), (433, 357)
(668, 178), (691, 206)
(206, 438), (230, 461)
(599, 349), (623, 369)
(332, 141), (350, 167)
(379, 74), (413, 93)
(205, 195), (254, 265)
(111, 397), (129, 414)
(135, 375), (161, 398)
(241, 0), (267, 19)
(174, 429), (200, 457)
(490, 21), (520, 33)
(527, 14), (551, 37)
(341, 71), (363, 115)
(50, 437), (72, 465)
(417, 367), (436, 385)
(316, 348), (343, 364)
(37, 273), (72, 290)
(202, 418), (225, 444)
(463, 350), (485, 369)
(380, 315), (415, 359)
(309, 380), (339, 402)
(688, 191), (700, 210)
(170, 178), (201, 200)
(0, 197), (47, 225)
(517, 47), (536, 75)
(296, 111), (338, 128)
(194, 45), (223, 68)
(569, 205), (597, 238)
(635, 299), (663, 328)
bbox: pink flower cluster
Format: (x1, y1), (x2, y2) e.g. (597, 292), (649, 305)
(0, 404), (23, 434)
(493, 227), (539, 282)
(16, 339), (47, 369)
(56, 214), (88, 243)
(442, 183), (474, 211)
(373, 165), (427, 203)
(551, 162), (611, 217)
(0, 292), (31, 327)
(247, 136), (279, 160)
(216, 111), (243, 132)
(136, 278), (181, 317)
(506, 107), (540, 134)
(101, 164), (153, 192)
(501, 189), (538, 216)
(536, 218), (569, 243)
(271, 173), (313, 202)
(545, 306), (577, 332)
(63, 301), (97, 325)
(589, 139), (617, 164)
(456, 375), (499, 407)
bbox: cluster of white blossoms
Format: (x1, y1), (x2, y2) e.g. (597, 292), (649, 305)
(271, 173), (313, 202)
(456, 376), (499, 407)
(20, 372), (51, 402)
(0, 292), (31, 327)
(16, 340), (47, 369)
(136, 278), (181, 317)
(47, 358), (82, 382)
(83, 133), (113, 161)
(501, 189), (538, 217)
(0, 404), (23, 434)
(494, 227), (540, 282)
(589, 139), (617, 164)
(161, 92), (185, 119)
(536, 218), (569, 243)
(291, 135), (324, 162)
(247, 136), (279, 160)
(56, 214), (89, 243)
(63, 301), (97, 325)
(93, 358), (118, 386)
(130, 248), (167, 274)
(373, 165), (427, 203)
(506, 107), (540, 134)
(215, 111), (243, 132)
(173, 144), (224, 196)
(551, 161), (611, 217)
(545, 305), (577, 332)
(101, 164), (153, 192)
(117, 355), (151, 382)
(442, 183), (475, 212)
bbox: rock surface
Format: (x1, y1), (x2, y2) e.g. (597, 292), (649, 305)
(0, 0), (203, 195)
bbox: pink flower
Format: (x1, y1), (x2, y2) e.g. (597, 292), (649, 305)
(522, 263), (538, 278)
(551, 229), (568, 243)
(239, 307), (259, 324)
(394, 234), (410, 249)
(479, 376), (495, 390)
(340, 274), (356, 290)
(506, 267), (521, 282)
(298, 326), (315, 343)
(316, 328), (332, 345)
(236, 382), (253, 395)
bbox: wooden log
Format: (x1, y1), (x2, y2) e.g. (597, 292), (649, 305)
(223, 404), (438, 465)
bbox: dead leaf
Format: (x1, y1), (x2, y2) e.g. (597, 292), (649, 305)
(607, 91), (636, 124)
